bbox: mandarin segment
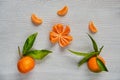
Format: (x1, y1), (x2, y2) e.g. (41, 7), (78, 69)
(50, 31), (59, 43)
(62, 35), (73, 42)
(63, 25), (70, 35)
(31, 14), (43, 25)
(59, 36), (71, 47)
(89, 21), (98, 33)
(57, 6), (68, 16)
(57, 24), (64, 33)
(52, 24), (64, 34)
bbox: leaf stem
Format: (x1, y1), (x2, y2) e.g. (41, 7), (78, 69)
(18, 46), (22, 58)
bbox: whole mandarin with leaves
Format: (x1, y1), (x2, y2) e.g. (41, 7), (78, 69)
(68, 34), (108, 73)
(17, 33), (52, 73)
(17, 56), (35, 73)
(87, 56), (105, 72)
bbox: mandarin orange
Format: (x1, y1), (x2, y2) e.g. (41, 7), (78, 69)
(17, 56), (35, 73)
(87, 56), (105, 72)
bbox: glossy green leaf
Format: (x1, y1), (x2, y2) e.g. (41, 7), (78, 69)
(96, 57), (108, 72)
(78, 52), (98, 66)
(68, 49), (89, 56)
(24, 50), (52, 60)
(22, 32), (38, 54)
(88, 34), (98, 52)
(98, 46), (104, 55)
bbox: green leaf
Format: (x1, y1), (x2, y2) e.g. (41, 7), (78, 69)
(98, 46), (104, 55)
(68, 49), (89, 56)
(24, 50), (52, 60)
(88, 34), (98, 52)
(78, 52), (98, 66)
(96, 57), (108, 72)
(22, 32), (38, 54)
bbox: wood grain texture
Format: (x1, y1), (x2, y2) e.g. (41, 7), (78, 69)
(0, 0), (120, 80)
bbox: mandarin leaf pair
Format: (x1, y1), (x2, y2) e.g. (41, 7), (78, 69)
(19, 32), (52, 60)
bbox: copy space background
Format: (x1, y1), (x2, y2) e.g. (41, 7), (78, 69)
(0, 0), (120, 80)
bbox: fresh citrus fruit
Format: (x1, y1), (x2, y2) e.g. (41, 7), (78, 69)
(31, 14), (43, 25)
(89, 21), (98, 33)
(87, 56), (105, 72)
(57, 6), (68, 16)
(17, 56), (35, 73)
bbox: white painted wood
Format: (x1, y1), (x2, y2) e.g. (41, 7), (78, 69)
(0, 0), (120, 80)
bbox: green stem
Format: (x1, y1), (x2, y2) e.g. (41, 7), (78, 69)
(18, 46), (22, 58)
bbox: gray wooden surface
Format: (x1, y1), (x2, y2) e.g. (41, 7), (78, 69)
(0, 0), (120, 80)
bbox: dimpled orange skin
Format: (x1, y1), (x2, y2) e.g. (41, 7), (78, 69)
(17, 56), (35, 73)
(87, 56), (105, 73)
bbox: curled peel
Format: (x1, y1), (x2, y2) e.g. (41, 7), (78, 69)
(57, 6), (68, 16)
(31, 14), (43, 25)
(89, 21), (98, 33)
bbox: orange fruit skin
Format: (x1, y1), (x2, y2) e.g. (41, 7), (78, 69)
(87, 56), (105, 73)
(17, 56), (35, 73)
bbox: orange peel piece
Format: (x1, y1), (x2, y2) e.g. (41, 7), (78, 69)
(49, 24), (73, 47)
(31, 14), (43, 25)
(57, 6), (68, 16)
(89, 21), (98, 33)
